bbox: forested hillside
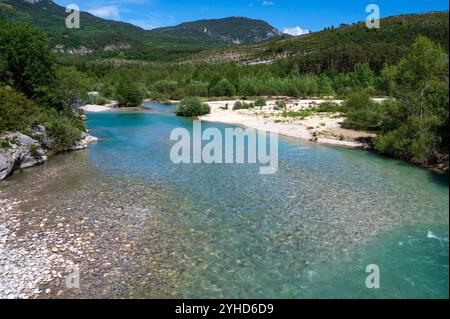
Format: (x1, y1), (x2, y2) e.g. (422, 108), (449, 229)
(186, 12), (449, 73)
(0, 0), (285, 61)
(151, 17), (285, 45)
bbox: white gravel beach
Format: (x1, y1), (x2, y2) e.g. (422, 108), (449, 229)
(200, 99), (376, 148)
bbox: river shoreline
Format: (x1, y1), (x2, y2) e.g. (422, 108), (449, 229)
(0, 104), (448, 299)
(84, 99), (375, 148)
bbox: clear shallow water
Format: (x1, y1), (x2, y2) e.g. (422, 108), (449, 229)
(81, 102), (449, 298)
(3, 102), (447, 298)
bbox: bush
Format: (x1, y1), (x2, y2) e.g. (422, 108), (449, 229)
(0, 86), (42, 132)
(86, 95), (109, 105)
(99, 83), (115, 99)
(43, 108), (83, 151)
(274, 101), (287, 111)
(176, 97), (211, 117)
(0, 87), (83, 151)
(375, 115), (441, 164)
(342, 91), (381, 131)
(233, 101), (254, 110)
(116, 77), (143, 107)
(316, 102), (344, 113)
(254, 97), (267, 107)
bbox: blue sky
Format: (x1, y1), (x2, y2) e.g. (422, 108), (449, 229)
(54, 0), (449, 33)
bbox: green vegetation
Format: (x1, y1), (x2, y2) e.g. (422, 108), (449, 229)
(0, 15), (55, 97)
(1, 9), (447, 170)
(115, 77), (144, 107)
(373, 36), (448, 166)
(316, 102), (344, 113)
(274, 101), (287, 111)
(340, 36), (448, 167)
(209, 79), (236, 97)
(0, 137), (14, 149)
(151, 17), (284, 45)
(0, 18), (85, 151)
(254, 98), (267, 107)
(86, 95), (109, 106)
(342, 92), (383, 131)
(233, 101), (255, 110)
(0, 1), (282, 62)
(189, 12), (448, 73)
(176, 97), (211, 117)
(28, 143), (40, 158)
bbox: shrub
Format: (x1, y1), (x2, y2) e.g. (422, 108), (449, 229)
(274, 101), (286, 111)
(316, 102), (344, 113)
(116, 77), (143, 107)
(43, 108), (83, 151)
(176, 97), (211, 117)
(29, 144), (40, 158)
(100, 83), (115, 99)
(54, 66), (92, 109)
(86, 95), (109, 105)
(342, 91), (381, 131)
(0, 87), (83, 151)
(233, 101), (254, 110)
(0, 86), (42, 132)
(254, 98), (267, 107)
(0, 138), (12, 149)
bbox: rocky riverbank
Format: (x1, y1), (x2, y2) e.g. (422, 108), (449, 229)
(0, 126), (98, 181)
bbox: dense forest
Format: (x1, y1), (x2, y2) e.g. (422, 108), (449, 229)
(1, 11), (449, 171)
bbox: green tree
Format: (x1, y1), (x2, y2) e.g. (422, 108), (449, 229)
(116, 77), (143, 107)
(209, 79), (236, 97)
(152, 80), (179, 97)
(54, 66), (92, 109)
(374, 36), (449, 166)
(342, 91), (381, 131)
(0, 19), (55, 97)
(183, 81), (209, 97)
(176, 97), (210, 117)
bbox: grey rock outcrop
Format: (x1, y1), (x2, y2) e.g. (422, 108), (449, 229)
(30, 124), (55, 149)
(0, 127), (98, 180)
(0, 132), (47, 180)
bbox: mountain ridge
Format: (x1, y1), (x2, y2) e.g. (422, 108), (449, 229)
(151, 16), (285, 45)
(0, 0), (285, 60)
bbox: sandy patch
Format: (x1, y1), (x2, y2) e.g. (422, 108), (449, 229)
(81, 101), (118, 113)
(200, 99), (376, 148)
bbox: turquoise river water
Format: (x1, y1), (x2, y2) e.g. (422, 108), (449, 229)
(3, 102), (449, 298)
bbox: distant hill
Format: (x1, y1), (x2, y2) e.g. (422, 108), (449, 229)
(150, 17), (285, 45)
(184, 11), (449, 72)
(0, 0), (224, 60)
(0, 0), (285, 61)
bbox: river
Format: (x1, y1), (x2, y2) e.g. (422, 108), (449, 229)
(0, 101), (448, 298)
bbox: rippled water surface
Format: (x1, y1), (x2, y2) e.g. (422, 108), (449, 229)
(3, 102), (449, 298)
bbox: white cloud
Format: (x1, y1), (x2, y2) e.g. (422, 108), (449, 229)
(283, 26), (310, 36)
(262, 1), (274, 6)
(88, 6), (121, 19)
